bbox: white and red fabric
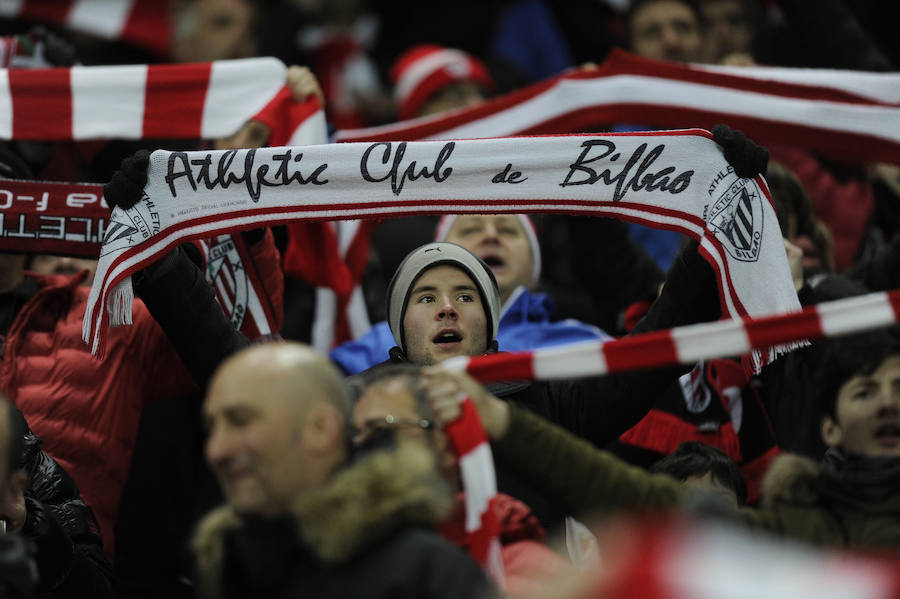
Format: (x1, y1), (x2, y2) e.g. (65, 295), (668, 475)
(590, 517), (900, 599)
(299, 16), (384, 130)
(339, 48), (900, 167)
(0, 178), (282, 341)
(191, 233), (281, 341)
(0, 179), (107, 255)
(446, 289), (900, 382)
(435, 214), (541, 286)
(391, 44), (495, 121)
(82, 131), (800, 360)
(444, 397), (505, 588)
(0, 57), (308, 141)
(0, 0), (172, 58)
(283, 219), (376, 351)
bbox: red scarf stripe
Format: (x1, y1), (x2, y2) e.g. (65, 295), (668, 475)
(619, 409), (742, 462)
(448, 290), (900, 382)
(2, 0), (171, 58)
(9, 66), (70, 139)
(16, 0), (73, 23)
(445, 398), (488, 457)
(336, 49), (900, 166)
(0, 58), (287, 140)
(143, 62), (211, 139)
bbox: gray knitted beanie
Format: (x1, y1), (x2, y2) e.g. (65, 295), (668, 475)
(387, 242), (500, 353)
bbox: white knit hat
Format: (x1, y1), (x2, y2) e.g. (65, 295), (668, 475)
(386, 242), (500, 354)
(434, 214), (541, 287)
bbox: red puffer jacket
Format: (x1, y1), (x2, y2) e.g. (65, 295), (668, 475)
(0, 232), (284, 558)
(0, 270), (194, 557)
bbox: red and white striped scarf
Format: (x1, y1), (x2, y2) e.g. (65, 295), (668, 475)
(446, 289), (900, 381)
(0, 57), (332, 341)
(335, 49), (900, 167)
(444, 397), (505, 587)
(0, 58), (299, 141)
(588, 517), (900, 599)
(82, 130), (800, 363)
(0, 0), (172, 58)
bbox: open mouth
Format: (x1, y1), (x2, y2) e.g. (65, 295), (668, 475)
(433, 330), (463, 344)
(874, 423), (900, 440)
(480, 254), (505, 268)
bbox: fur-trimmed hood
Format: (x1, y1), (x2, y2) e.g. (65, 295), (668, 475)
(759, 453), (821, 510)
(192, 439), (454, 594)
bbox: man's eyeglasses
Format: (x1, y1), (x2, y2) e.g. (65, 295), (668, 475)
(352, 414), (434, 445)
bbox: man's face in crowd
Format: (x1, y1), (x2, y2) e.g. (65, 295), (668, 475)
(352, 377), (458, 486)
(175, 0), (258, 63)
(402, 265), (488, 365)
(630, 0), (708, 63)
(701, 0), (753, 60)
(419, 82), (486, 118)
(204, 360), (314, 515)
(445, 215), (533, 303)
(29, 256), (98, 285)
(823, 354), (900, 457)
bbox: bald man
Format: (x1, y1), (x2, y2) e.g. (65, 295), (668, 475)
(193, 343), (490, 599)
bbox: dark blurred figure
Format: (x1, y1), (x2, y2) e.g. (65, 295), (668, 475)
(0, 397), (35, 599)
(697, 0), (769, 64)
(650, 440), (748, 508)
(1, 401), (113, 599)
(626, 0), (710, 63)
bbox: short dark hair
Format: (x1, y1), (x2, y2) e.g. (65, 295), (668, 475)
(814, 327), (900, 420)
(627, 0), (707, 31)
(650, 441), (747, 505)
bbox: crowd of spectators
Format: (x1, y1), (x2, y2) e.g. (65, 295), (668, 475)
(0, 0), (898, 597)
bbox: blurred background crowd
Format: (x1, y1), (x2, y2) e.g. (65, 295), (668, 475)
(0, 0), (898, 598)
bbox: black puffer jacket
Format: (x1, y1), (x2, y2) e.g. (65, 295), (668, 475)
(20, 428), (113, 599)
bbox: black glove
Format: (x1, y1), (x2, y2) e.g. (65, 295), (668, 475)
(712, 124), (769, 179)
(633, 240), (720, 335)
(103, 150), (150, 210)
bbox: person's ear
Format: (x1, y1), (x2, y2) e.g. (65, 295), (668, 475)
(821, 414), (843, 449)
(304, 405), (344, 455)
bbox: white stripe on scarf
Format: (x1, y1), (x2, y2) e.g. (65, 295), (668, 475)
(83, 131), (800, 361)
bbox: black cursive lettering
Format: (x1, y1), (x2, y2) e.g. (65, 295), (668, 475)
(165, 152), (196, 196)
(560, 140), (694, 202)
(360, 141), (455, 195)
(164, 148), (329, 202)
(492, 163), (527, 184)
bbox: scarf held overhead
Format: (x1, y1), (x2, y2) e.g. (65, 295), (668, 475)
(336, 49), (900, 167)
(83, 130), (799, 360)
(0, 57), (308, 141)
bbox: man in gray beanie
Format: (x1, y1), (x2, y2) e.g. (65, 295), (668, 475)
(130, 220), (720, 532)
(385, 242), (501, 365)
(360, 237), (723, 529)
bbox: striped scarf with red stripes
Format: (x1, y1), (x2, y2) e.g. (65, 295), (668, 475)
(336, 48), (900, 168)
(82, 131), (801, 362)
